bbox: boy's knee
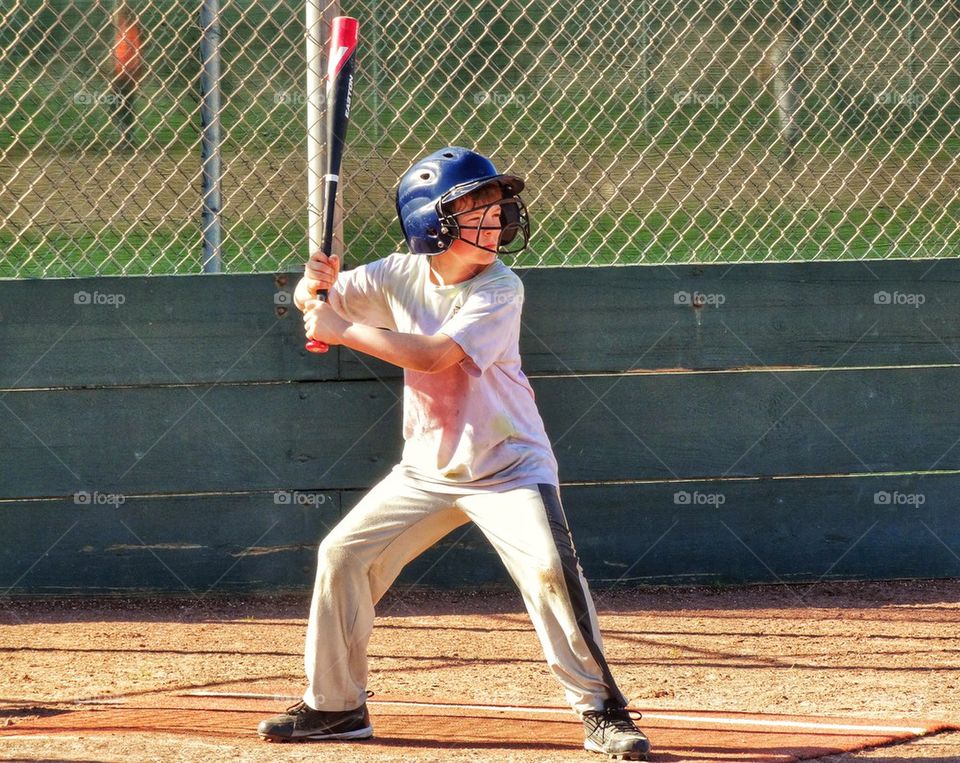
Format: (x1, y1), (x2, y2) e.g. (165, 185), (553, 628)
(537, 560), (567, 597)
(316, 538), (360, 578)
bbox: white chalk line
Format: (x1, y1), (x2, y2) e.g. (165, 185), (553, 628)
(178, 691), (929, 736)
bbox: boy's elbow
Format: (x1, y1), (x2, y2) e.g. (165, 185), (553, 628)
(417, 336), (466, 373)
(415, 352), (457, 374)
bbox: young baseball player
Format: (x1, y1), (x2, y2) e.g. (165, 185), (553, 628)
(257, 147), (650, 761)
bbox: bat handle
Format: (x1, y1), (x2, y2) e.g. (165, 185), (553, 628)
(304, 288), (330, 354)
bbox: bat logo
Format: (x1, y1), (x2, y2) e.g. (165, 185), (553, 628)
(344, 73), (353, 119)
(329, 44), (353, 76)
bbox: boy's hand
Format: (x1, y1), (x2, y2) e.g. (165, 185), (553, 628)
(293, 276), (322, 313)
(295, 253), (341, 312)
(305, 252), (340, 288)
(303, 298), (351, 347)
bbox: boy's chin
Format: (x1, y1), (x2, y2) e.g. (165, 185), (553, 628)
(452, 242), (497, 260)
(472, 245), (499, 259)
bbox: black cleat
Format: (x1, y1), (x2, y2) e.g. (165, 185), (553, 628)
(582, 701), (650, 761)
(257, 700), (373, 742)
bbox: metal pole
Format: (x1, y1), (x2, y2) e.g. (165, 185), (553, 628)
(200, 0), (223, 273)
(307, 1), (342, 261)
(641, 0), (650, 133)
(371, 0), (382, 143)
(905, 0), (918, 125)
(306, 0), (323, 257)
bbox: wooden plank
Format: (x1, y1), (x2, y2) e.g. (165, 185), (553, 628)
(2, 365), (959, 498)
(339, 258), (960, 379)
(560, 474), (960, 586)
(3, 474), (957, 593)
(5, 259), (959, 388)
(388, 475), (960, 588)
(0, 492), (341, 594)
(0, 380), (403, 499)
(539, 365), (960, 481)
(0, 273), (336, 388)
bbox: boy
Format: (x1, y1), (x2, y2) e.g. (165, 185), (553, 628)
(257, 147), (650, 761)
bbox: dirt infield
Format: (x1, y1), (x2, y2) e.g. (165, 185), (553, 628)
(4, 149), (957, 229)
(2, 581), (959, 762)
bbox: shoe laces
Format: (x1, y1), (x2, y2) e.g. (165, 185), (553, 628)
(286, 690), (374, 715)
(585, 704), (642, 735)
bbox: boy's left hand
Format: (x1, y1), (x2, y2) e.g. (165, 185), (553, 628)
(303, 299), (351, 347)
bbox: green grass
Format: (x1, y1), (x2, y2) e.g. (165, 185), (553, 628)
(0, 220), (311, 279)
(4, 0), (958, 158)
(5, 70), (959, 160)
(525, 204), (960, 266)
(3, 0), (960, 274)
(5, 202), (959, 279)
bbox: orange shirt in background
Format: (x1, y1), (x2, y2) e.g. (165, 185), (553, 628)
(114, 17), (142, 81)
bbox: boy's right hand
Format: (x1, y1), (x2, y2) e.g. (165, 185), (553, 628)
(295, 253), (340, 312)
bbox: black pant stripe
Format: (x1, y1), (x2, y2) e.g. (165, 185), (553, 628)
(537, 484), (628, 708)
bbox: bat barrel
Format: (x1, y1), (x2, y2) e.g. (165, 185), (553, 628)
(319, 16), (358, 255)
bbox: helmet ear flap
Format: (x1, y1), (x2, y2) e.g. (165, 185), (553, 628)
(436, 201), (459, 245)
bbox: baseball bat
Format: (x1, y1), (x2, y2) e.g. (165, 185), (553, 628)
(305, 15), (358, 353)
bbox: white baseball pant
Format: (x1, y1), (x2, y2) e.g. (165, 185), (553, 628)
(302, 469), (628, 715)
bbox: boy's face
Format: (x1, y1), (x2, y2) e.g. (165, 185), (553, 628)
(446, 192), (528, 257)
(451, 201), (504, 258)
(438, 200), (503, 269)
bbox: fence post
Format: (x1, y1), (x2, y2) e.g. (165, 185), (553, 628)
(200, 0), (224, 273)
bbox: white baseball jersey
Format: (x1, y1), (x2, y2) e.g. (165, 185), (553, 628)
(330, 252), (559, 492)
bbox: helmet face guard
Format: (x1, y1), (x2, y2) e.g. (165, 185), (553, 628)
(438, 186), (530, 256)
(396, 147), (530, 255)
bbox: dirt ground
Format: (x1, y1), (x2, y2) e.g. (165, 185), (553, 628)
(4, 148), (957, 231)
(2, 580), (959, 762)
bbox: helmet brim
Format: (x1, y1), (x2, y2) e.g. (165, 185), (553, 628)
(442, 173), (525, 205)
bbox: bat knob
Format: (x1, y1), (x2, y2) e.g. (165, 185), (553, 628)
(305, 340), (330, 354)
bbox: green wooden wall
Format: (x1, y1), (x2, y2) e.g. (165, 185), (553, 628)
(2, 260), (959, 593)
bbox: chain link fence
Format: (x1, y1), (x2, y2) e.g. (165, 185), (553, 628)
(2, 0), (959, 277)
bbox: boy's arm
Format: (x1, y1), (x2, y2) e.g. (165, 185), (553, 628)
(303, 299), (466, 373)
(297, 254), (396, 330)
(343, 323), (467, 373)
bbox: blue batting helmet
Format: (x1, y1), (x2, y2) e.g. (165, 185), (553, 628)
(396, 146), (528, 255)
